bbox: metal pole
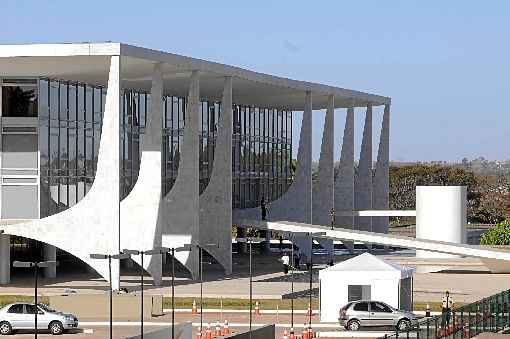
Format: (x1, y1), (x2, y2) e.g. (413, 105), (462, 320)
(141, 252), (144, 339)
(172, 248), (175, 339)
(291, 242), (294, 328)
(200, 246), (203, 331)
(109, 256), (113, 339)
(309, 235), (313, 326)
(249, 241), (252, 337)
(35, 263), (38, 339)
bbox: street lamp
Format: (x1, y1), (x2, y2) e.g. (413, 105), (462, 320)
(281, 233), (296, 328)
(308, 232), (326, 328)
(123, 248), (170, 339)
(140, 246), (192, 339)
(293, 231), (326, 328)
(12, 260), (57, 339)
(89, 252), (130, 339)
(195, 243), (219, 332)
(237, 237), (264, 338)
(166, 245), (192, 339)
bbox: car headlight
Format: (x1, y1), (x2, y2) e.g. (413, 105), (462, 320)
(64, 315), (74, 320)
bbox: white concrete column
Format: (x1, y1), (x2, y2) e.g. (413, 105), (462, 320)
(103, 55), (122, 289)
(199, 76), (233, 274)
(43, 244), (56, 278)
(303, 91), (313, 223)
(335, 107), (355, 251)
(354, 105), (373, 233)
(294, 91), (313, 261)
(162, 71), (201, 279)
(313, 95), (335, 256)
(416, 186), (467, 258)
(373, 104), (390, 234)
(0, 234), (10, 285)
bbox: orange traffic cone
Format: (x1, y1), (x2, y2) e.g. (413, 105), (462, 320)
(255, 301), (261, 315)
(192, 299), (198, 314)
(195, 326), (202, 339)
(215, 320), (222, 336)
(302, 323), (309, 339)
(205, 323), (212, 339)
(306, 303), (313, 316)
(308, 324), (314, 339)
(223, 319), (230, 335)
(283, 329), (289, 339)
(289, 327), (295, 339)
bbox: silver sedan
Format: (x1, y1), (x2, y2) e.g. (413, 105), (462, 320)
(0, 303), (78, 335)
(339, 300), (418, 331)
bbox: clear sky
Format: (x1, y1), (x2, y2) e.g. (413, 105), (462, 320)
(2, 0), (509, 162)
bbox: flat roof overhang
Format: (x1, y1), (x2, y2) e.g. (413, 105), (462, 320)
(0, 42), (390, 110)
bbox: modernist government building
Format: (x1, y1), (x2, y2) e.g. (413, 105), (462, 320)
(0, 43), (390, 289)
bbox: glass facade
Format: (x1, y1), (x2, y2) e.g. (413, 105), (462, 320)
(39, 79), (104, 217)
(37, 79), (293, 218)
(121, 90), (147, 198)
(232, 106), (293, 208)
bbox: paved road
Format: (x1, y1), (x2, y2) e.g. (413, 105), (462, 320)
(5, 311), (393, 338)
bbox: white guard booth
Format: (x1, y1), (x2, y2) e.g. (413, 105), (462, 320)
(319, 253), (414, 323)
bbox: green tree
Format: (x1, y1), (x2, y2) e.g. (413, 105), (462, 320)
(480, 220), (510, 245)
(389, 165), (480, 223)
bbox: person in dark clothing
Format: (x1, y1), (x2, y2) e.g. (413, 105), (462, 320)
(260, 198), (267, 221)
(294, 248), (301, 269)
(441, 291), (453, 327)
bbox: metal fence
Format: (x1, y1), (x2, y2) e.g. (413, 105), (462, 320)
(382, 289), (510, 339)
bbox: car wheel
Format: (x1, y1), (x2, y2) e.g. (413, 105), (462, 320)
(397, 319), (411, 331)
(0, 321), (12, 335)
(49, 321), (64, 335)
(347, 319), (361, 331)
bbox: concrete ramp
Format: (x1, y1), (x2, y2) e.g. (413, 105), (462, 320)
(239, 219), (510, 262)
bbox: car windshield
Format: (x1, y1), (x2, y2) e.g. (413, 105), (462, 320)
(38, 304), (56, 312)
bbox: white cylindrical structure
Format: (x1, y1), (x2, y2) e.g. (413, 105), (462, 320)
(416, 186), (467, 258)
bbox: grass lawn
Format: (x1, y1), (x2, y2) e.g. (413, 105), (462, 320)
(162, 297), (320, 310)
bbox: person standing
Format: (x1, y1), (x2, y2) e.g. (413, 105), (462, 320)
(281, 252), (290, 274)
(260, 198), (268, 221)
(441, 291), (453, 327)
(295, 248), (301, 269)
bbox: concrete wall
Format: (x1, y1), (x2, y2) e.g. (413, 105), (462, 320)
(416, 186), (467, 258)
